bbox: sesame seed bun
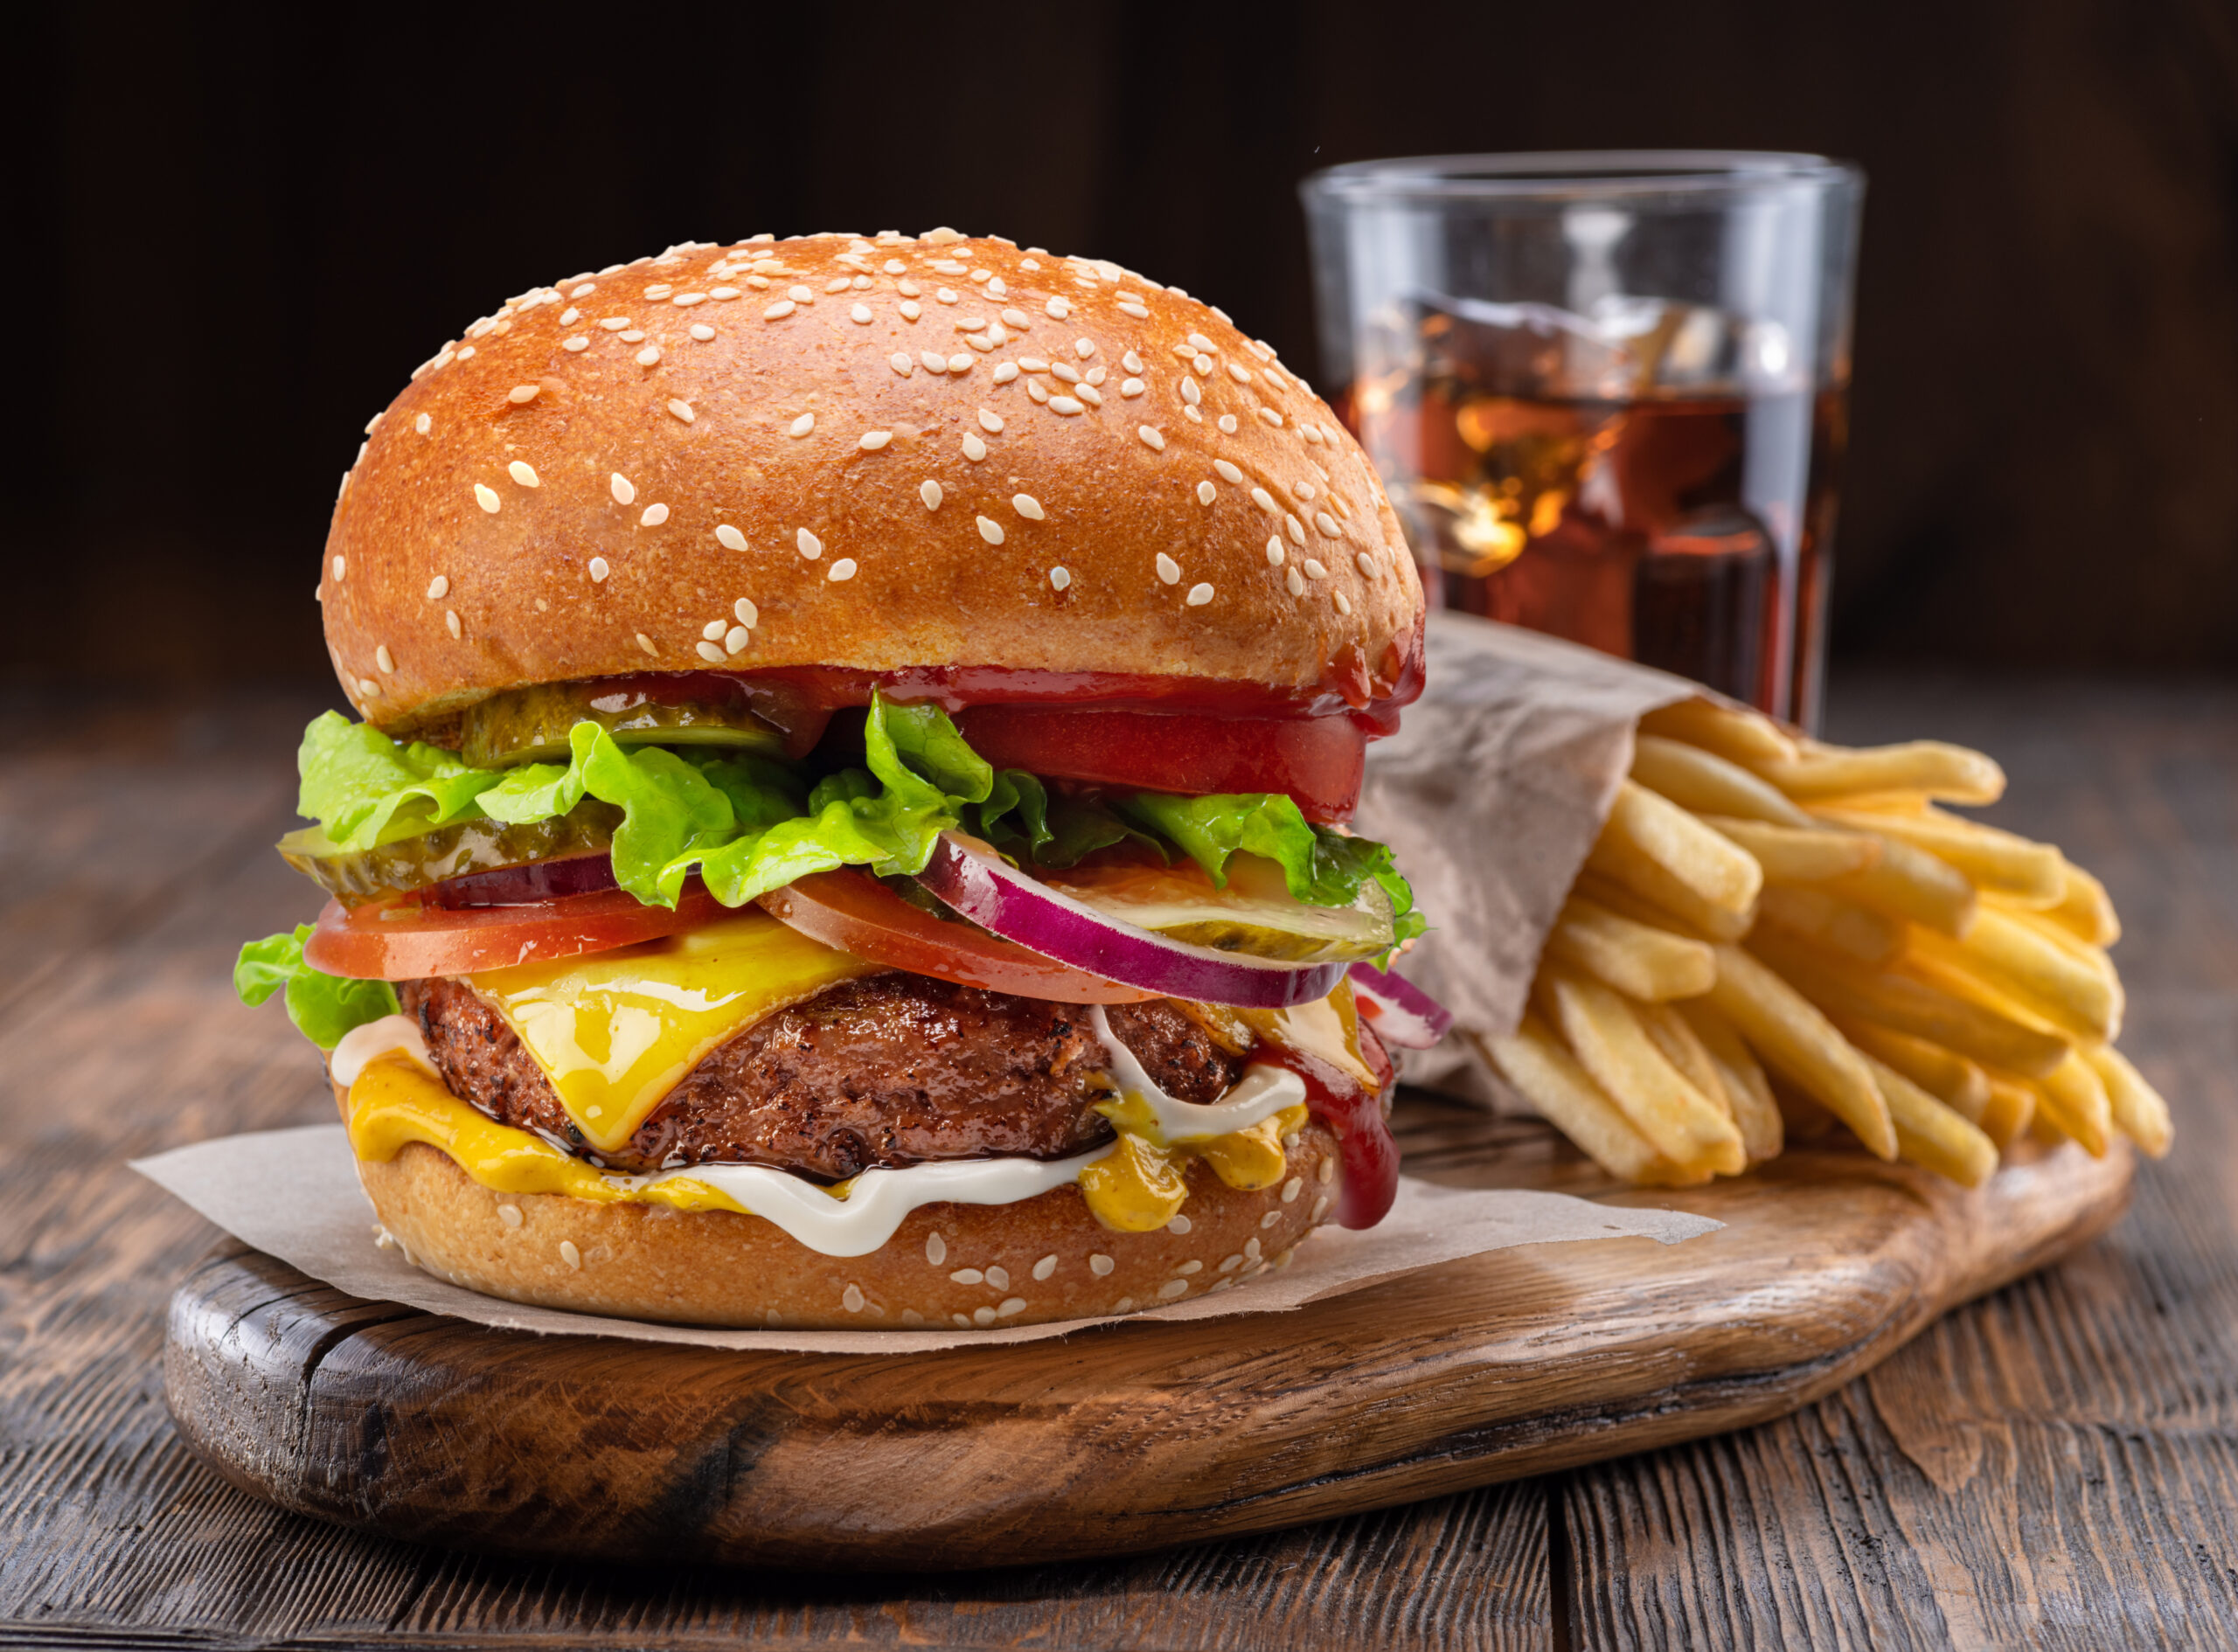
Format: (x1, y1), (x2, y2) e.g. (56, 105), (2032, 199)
(349, 1106), (1343, 1331)
(320, 231), (1423, 733)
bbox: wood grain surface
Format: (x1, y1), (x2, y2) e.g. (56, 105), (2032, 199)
(157, 1123), (2128, 1572)
(3, 677), (2236, 1647)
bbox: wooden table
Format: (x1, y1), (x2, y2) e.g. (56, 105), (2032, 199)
(3, 676), (2235, 1648)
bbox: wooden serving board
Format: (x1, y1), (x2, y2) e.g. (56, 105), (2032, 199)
(161, 1096), (2131, 1572)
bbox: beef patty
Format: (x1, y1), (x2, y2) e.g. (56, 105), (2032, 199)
(400, 973), (1251, 1180)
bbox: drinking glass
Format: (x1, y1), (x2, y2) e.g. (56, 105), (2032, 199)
(1302, 151), (1864, 727)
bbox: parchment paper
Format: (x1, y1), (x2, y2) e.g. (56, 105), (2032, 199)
(1355, 612), (1703, 1100)
(132, 1125), (1718, 1353)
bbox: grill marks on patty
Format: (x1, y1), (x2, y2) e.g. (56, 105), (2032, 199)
(400, 974), (1250, 1180)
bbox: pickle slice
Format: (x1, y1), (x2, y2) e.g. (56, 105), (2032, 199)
(1041, 854), (1396, 962)
(279, 801), (624, 905)
(460, 679), (788, 768)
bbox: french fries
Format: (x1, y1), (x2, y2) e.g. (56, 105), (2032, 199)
(1485, 696), (2165, 1191)
(1545, 895), (1717, 1003)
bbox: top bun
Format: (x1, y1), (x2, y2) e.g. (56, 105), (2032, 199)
(320, 232), (1423, 734)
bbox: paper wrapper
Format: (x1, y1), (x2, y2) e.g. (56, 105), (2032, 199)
(132, 1125), (1718, 1354)
(1356, 612), (1702, 1101)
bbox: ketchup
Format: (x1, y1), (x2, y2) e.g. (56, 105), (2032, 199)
(1258, 1023), (1400, 1231)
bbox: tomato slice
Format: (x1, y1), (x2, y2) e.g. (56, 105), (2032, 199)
(953, 706), (1367, 823)
(303, 886), (726, 981)
(758, 870), (1159, 1004)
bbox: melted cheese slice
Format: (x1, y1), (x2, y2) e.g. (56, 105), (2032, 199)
(467, 911), (879, 1155)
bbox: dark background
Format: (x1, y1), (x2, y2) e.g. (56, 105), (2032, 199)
(8, 0), (2235, 691)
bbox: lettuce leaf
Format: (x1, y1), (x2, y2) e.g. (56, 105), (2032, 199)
(234, 926), (400, 1050)
(286, 696), (1422, 937)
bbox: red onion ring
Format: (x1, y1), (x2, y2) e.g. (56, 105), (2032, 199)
(914, 833), (1346, 1008)
(422, 853), (620, 909)
(1345, 961), (1454, 1049)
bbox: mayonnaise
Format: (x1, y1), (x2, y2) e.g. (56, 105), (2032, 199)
(1087, 1003), (1304, 1142)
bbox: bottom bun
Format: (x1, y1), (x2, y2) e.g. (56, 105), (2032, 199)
(345, 1095), (1342, 1329)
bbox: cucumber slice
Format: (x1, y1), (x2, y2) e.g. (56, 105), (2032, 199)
(278, 801), (623, 905)
(1041, 853), (1395, 962)
(460, 681), (787, 768)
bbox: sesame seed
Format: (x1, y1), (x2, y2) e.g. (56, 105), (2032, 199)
(1001, 308), (1031, 330)
(973, 1307), (997, 1326)
(1295, 481), (1317, 499)
(636, 345), (662, 366)
(704, 619), (728, 642)
(1356, 552), (1379, 578)
(642, 503), (670, 526)
(1032, 1254), (1058, 1281)
(1197, 482), (1216, 505)
(563, 336), (590, 351)
(572, 282), (596, 297)
(1288, 515), (1307, 545)
(921, 351), (947, 372)
(1074, 337), (1095, 357)
(948, 353), (971, 372)
(1192, 354), (1212, 373)
(1085, 365), (1107, 385)
(1090, 1253), (1115, 1276)
(789, 413), (815, 438)
(987, 1265), (1011, 1291)
(1118, 302), (1150, 319)
(825, 277), (851, 295)
(828, 558), (858, 581)
(446, 611), (462, 638)
(851, 304), (872, 323)
(764, 300), (796, 319)
(1048, 396), (1083, 415)
(620, 330), (645, 344)
(689, 323), (715, 341)
(797, 528), (823, 559)
(356, 677), (378, 698)
(843, 1284), (865, 1314)
(890, 352), (914, 375)
(1121, 378), (1145, 398)
(1318, 1156), (1336, 1185)
(726, 625), (749, 654)
(1012, 493), (1044, 519)
(1317, 511), (1343, 538)
(920, 481), (943, 510)
(1335, 591), (1353, 615)
(950, 1267), (984, 1286)
(734, 597), (758, 625)
(414, 413), (432, 434)
(644, 284), (673, 299)
(997, 1297), (1027, 1318)
(1311, 1196), (1330, 1222)
(1287, 567), (1306, 595)
(508, 384), (540, 405)
(1049, 566), (1071, 590)
(589, 557), (610, 582)
(600, 316), (629, 330)
(1074, 384), (1102, 406)
(886, 259), (907, 274)
(1176, 1260), (1203, 1275)
(664, 399), (693, 423)
(1020, 357), (1049, 372)
(1260, 407), (1284, 427)
(1156, 553), (1181, 584)
(716, 524), (748, 551)
(1227, 363), (1252, 385)
(1051, 362), (1079, 384)
(977, 516), (1004, 545)
(1186, 583), (1214, 606)
(1157, 1280), (1189, 1301)
(957, 316), (987, 333)
(474, 483), (501, 513)
(426, 573), (448, 599)
(1206, 461), (1239, 485)
(900, 301), (922, 321)
(1122, 351), (1144, 374)
(1249, 488), (1275, 513)
(1026, 379), (1050, 404)
(789, 285), (814, 302)
(710, 287), (740, 301)
(1187, 331), (1215, 352)
(936, 288), (959, 305)
(376, 644), (395, 672)
(1045, 297), (1071, 318)
(926, 1231), (948, 1265)
(1180, 377), (1201, 406)
(637, 632), (658, 656)
(1219, 414), (1240, 434)
(858, 429), (893, 450)
(1282, 1177), (1303, 1204)
(696, 640), (727, 663)
(1138, 426), (1165, 451)
(898, 278), (921, 296)
(1267, 537), (1286, 566)
(992, 362), (1019, 384)
(1304, 558), (1326, 579)
(330, 554), (346, 582)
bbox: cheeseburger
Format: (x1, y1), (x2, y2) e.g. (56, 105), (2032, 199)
(235, 229), (1442, 1329)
